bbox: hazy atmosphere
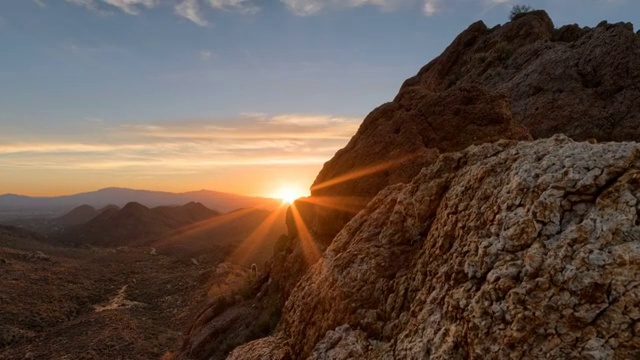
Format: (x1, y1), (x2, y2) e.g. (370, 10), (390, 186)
(2, 0), (638, 197)
(3, 1), (640, 359)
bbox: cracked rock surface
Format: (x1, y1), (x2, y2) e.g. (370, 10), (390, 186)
(229, 135), (640, 359)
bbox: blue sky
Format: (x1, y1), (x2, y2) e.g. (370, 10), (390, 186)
(0, 0), (638, 197)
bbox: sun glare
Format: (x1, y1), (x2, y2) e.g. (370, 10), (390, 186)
(273, 185), (307, 205)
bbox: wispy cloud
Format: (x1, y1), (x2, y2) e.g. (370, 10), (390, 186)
(279, 0), (324, 16)
(64, 43), (126, 56)
(280, 0), (415, 16)
(208, 0), (260, 14)
(102, 0), (157, 15)
(34, 0), (47, 8)
(0, 113), (361, 172)
(64, 0), (156, 15)
(175, 0), (209, 26)
(61, 0), (559, 21)
(65, 0), (103, 12)
(199, 49), (217, 61)
(423, 0), (439, 15)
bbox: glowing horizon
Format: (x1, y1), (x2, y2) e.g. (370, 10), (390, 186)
(0, 113), (356, 198)
(2, 1), (636, 198)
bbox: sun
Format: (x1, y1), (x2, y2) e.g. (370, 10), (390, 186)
(273, 185), (307, 205)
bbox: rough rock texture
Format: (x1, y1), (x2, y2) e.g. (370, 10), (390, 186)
(230, 136), (640, 359)
(176, 263), (258, 360)
(266, 11), (640, 311)
(179, 12), (640, 359)
(400, 11), (640, 142)
(285, 11), (640, 271)
(276, 85), (531, 300)
(308, 85), (531, 242)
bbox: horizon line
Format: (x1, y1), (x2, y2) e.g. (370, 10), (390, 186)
(0, 186), (281, 200)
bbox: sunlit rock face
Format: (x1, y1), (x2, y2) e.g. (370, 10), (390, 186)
(229, 135), (640, 359)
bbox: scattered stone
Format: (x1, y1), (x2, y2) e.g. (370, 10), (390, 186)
(29, 251), (50, 262)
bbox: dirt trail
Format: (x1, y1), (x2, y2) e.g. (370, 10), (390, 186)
(94, 285), (145, 312)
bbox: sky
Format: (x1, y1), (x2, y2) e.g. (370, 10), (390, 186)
(0, 0), (638, 198)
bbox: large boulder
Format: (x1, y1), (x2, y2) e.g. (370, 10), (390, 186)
(275, 10), (640, 304)
(178, 11), (640, 359)
(400, 11), (640, 141)
(230, 135), (640, 359)
(277, 85), (531, 300)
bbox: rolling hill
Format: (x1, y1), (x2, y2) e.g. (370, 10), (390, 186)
(0, 187), (281, 220)
(60, 202), (221, 247)
(57, 202), (288, 267)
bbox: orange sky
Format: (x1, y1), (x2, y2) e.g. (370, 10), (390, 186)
(0, 163), (319, 198)
(0, 113), (359, 198)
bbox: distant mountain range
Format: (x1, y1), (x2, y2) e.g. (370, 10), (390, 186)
(54, 204), (121, 226)
(0, 187), (280, 220)
(60, 201), (220, 247)
(56, 201), (287, 267)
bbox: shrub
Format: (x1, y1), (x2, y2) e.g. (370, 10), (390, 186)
(495, 42), (514, 63)
(509, 4), (533, 20)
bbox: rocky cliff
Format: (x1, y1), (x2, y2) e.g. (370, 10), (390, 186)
(276, 10), (640, 302)
(230, 135), (640, 359)
(399, 11), (640, 142)
(303, 9), (640, 250)
(174, 10), (640, 360)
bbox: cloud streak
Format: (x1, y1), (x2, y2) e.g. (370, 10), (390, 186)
(0, 113), (361, 172)
(64, 0), (157, 14)
(63, 0), (510, 24)
(102, 0), (156, 14)
(280, 0), (407, 15)
(208, 0), (259, 14)
(175, 0), (210, 26)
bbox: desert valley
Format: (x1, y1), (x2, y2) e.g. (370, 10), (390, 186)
(2, 2), (640, 360)
(0, 188), (287, 358)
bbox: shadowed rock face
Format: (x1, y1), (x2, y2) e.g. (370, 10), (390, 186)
(275, 11), (640, 302)
(400, 11), (640, 142)
(230, 135), (640, 359)
(304, 10), (640, 246)
(176, 11), (640, 360)
(308, 85), (530, 241)
(276, 85), (531, 303)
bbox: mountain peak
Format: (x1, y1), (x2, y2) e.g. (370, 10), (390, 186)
(121, 202), (150, 212)
(207, 10), (640, 360)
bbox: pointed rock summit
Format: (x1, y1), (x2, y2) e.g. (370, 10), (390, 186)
(299, 9), (640, 250)
(176, 10), (640, 360)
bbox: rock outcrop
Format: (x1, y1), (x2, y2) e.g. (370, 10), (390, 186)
(274, 10), (640, 302)
(230, 135), (640, 359)
(307, 85), (531, 243)
(177, 263), (259, 360)
(175, 11), (640, 360)
(399, 10), (640, 142)
(301, 10), (640, 248)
